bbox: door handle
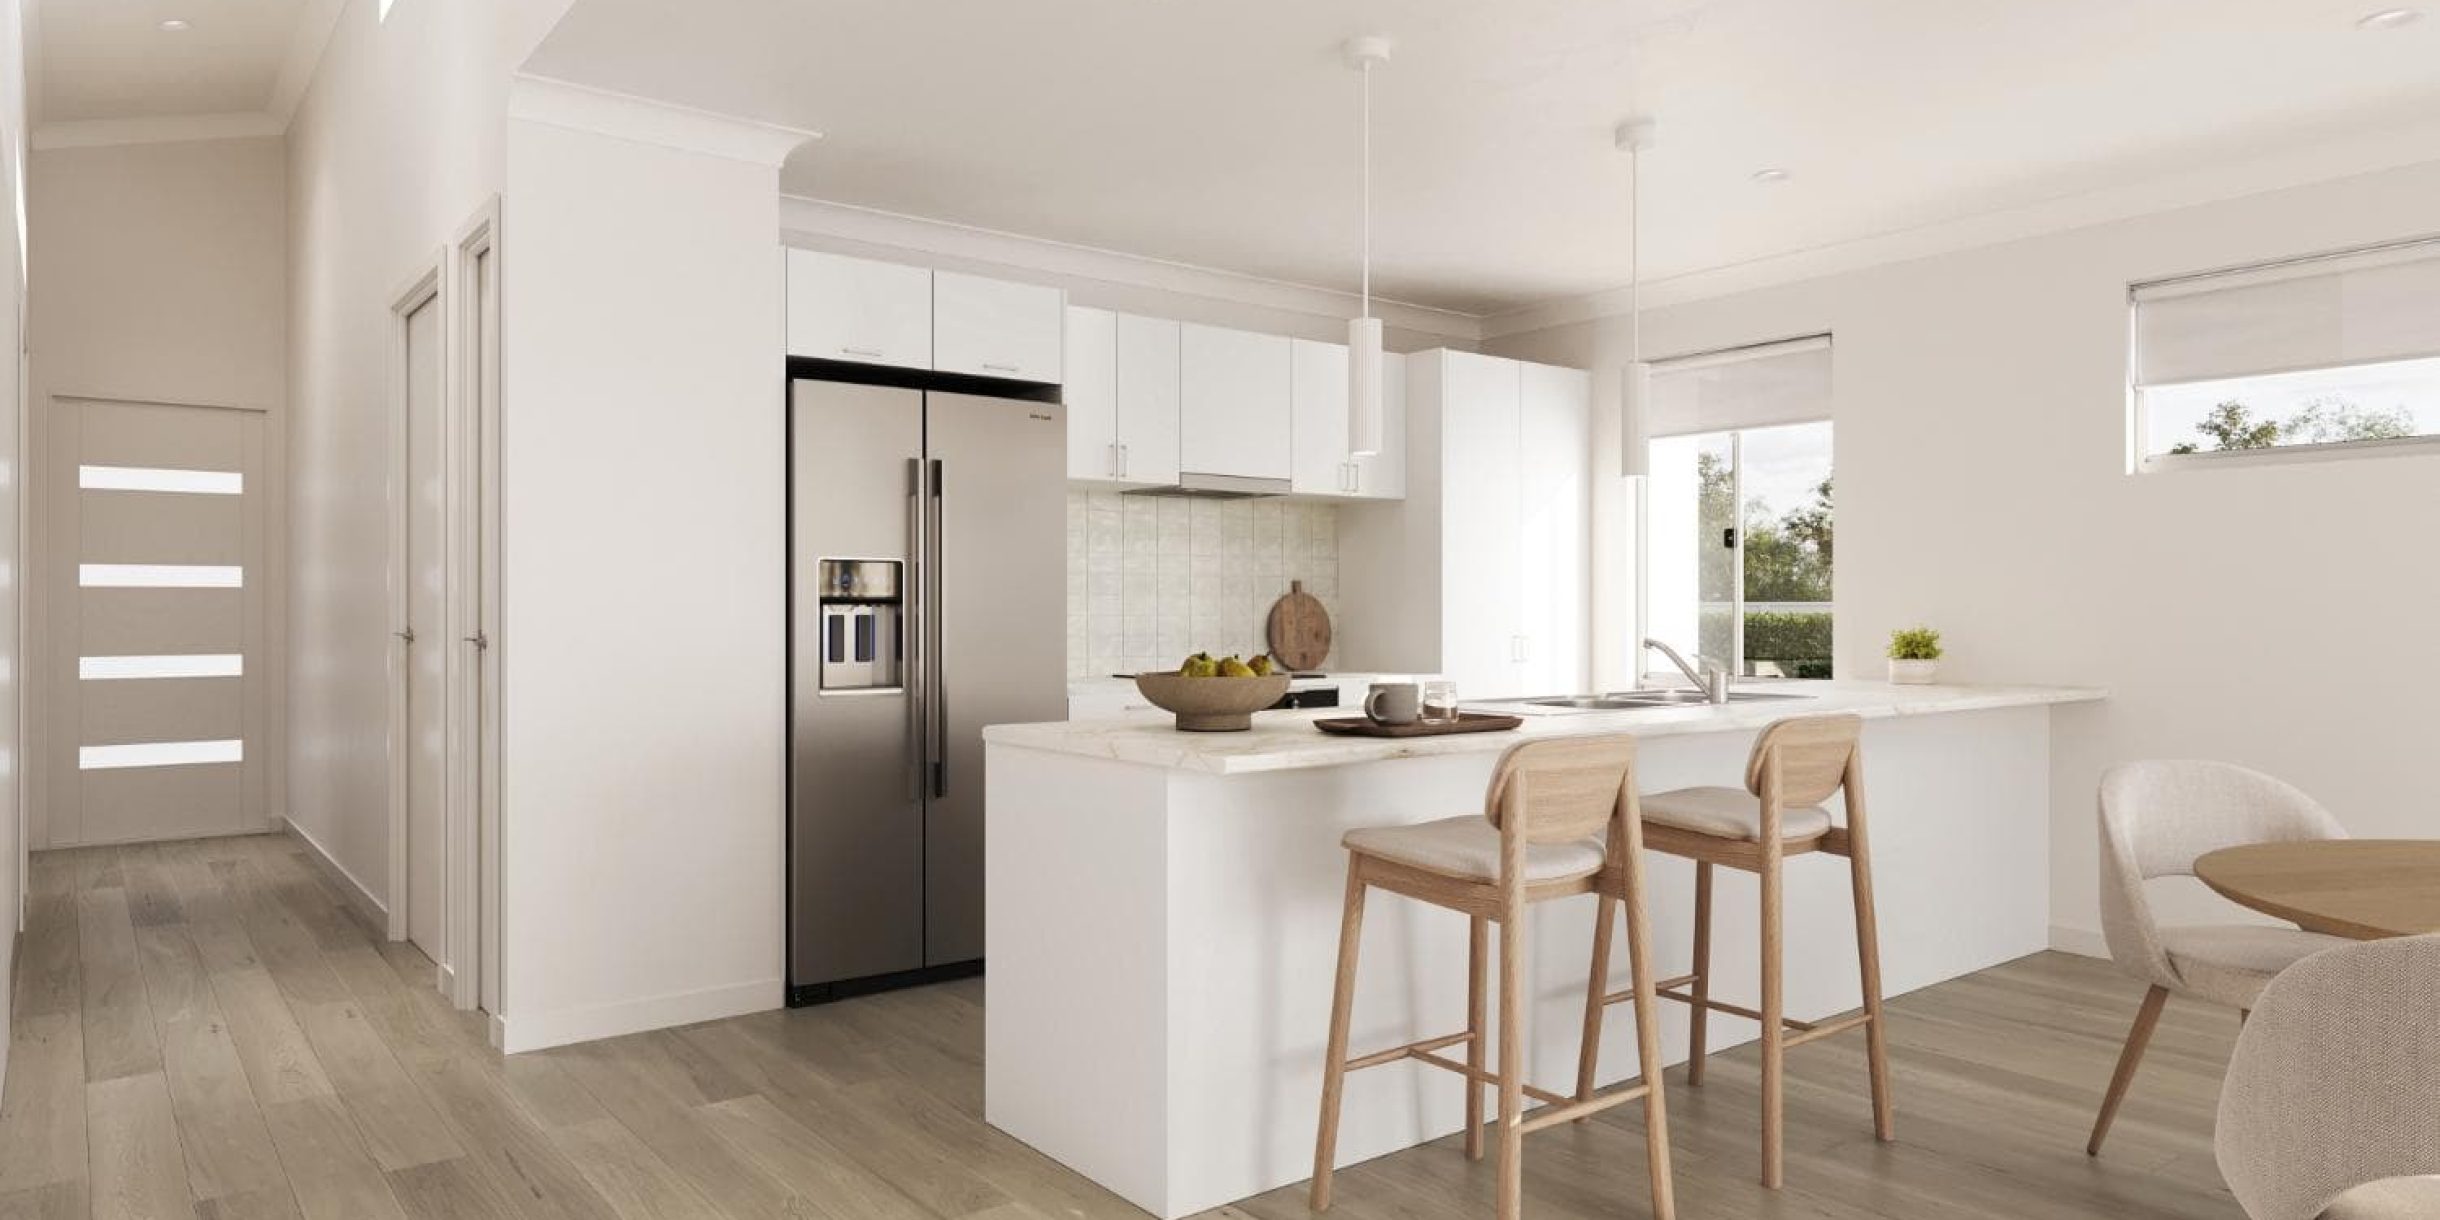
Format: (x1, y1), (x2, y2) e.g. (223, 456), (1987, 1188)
(463, 631), (489, 650)
(395, 627), (416, 645)
(908, 457), (928, 801)
(928, 458), (949, 798)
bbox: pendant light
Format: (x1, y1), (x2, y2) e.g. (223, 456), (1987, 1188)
(1616, 118), (1656, 478)
(1344, 36), (1392, 458)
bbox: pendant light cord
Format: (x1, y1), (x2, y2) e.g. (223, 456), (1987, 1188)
(1628, 143), (1641, 366)
(1360, 59), (1372, 321)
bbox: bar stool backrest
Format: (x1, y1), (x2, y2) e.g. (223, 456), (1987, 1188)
(1485, 735), (1639, 844)
(1743, 714), (1863, 808)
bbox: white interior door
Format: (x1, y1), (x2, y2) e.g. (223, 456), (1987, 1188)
(42, 399), (267, 845)
(404, 296), (447, 958)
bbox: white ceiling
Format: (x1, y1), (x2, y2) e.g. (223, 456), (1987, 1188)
(31, 0), (334, 124)
(521, 0), (2440, 317)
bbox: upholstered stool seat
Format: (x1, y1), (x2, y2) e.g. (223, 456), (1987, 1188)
(1343, 816), (1605, 883)
(1641, 787), (1833, 842)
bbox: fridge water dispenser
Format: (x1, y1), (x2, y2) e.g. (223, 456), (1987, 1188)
(815, 558), (903, 692)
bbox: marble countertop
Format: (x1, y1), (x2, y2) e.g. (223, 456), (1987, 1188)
(988, 681), (2106, 775)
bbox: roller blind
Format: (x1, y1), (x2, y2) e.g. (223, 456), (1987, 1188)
(1644, 335), (1832, 439)
(2132, 239), (2440, 387)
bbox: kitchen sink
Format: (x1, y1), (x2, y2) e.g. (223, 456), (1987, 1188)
(1523, 689), (1812, 711)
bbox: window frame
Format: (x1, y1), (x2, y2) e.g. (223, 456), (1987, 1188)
(2128, 235), (2440, 474)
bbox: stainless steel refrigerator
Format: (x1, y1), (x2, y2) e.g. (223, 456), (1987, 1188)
(788, 377), (1065, 1001)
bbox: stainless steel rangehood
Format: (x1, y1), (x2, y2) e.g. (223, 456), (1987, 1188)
(1119, 471), (1289, 500)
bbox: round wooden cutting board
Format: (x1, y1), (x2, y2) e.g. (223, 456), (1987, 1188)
(1266, 580), (1332, 672)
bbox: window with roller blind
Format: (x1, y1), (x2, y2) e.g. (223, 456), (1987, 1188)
(2131, 237), (2440, 468)
(1641, 335), (1834, 681)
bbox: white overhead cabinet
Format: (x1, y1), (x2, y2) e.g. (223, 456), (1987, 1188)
(786, 249), (933, 370)
(1178, 323), (1291, 482)
(1116, 315), (1182, 485)
(1063, 308), (1182, 484)
(785, 250), (1066, 383)
(934, 270), (1064, 383)
(1291, 339), (1405, 499)
(1338, 349), (1589, 698)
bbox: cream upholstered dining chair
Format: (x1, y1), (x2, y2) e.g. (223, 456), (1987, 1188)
(2215, 935), (2440, 1220)
(2086, 760), (2351, 1155)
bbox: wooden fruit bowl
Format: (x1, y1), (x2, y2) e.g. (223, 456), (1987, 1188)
(1133, 673), (1292, 732)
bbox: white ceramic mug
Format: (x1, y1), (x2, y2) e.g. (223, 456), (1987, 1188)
(1365, 681), (1422, 726)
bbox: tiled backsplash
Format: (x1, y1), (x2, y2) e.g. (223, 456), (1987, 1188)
(1067, 491), (1340, 680)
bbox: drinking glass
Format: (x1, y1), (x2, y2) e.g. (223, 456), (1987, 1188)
(1421, 680), (1460, 723)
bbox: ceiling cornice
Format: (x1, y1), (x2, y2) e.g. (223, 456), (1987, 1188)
(32, 111), (283, 151)
(778, 195), (1486, 344)
(509, 75), (820, 167)
(1481, 114), (2440, 339)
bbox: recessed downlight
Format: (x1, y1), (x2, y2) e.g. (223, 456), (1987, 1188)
(158, 17), (191, 31)
(2358, 7), (2422, 28)
(1751, 167), (1790, 184)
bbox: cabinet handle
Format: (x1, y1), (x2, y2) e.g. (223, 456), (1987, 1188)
(840, 345), (883, 358)
(1109, 443), (1120, 479)
(981, 362), (1019, 374)
(1119, 444), (1130, 478)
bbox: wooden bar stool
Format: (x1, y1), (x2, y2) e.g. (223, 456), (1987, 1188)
(1311, 735), (1676, 1220)
(1576, 713), (1893, 1189)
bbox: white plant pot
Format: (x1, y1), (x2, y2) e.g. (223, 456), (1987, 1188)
(1888, 658), (1939, 685)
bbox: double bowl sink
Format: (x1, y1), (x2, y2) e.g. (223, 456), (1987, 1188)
(1522, 689), (1810, 711)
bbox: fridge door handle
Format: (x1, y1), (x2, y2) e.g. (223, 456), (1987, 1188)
(928, 457), (948, 799)
(907, 457), (928, 801)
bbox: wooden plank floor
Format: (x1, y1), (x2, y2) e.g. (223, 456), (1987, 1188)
(3, 833), (2246, 1219)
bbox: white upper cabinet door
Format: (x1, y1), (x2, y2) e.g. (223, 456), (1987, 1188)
(1065, 306), (1119, 480)
(1179, 324), (1292, 481)
(1290, 339), (1351, 496)
(1114, 314), (1182, 485)
(1518, 361), (1591, 694)
(934, 270), (1065, 383)
(1351, 351), (1407, 500)
(786, 249), (932, 369)
(1436, 351), (1524, 695)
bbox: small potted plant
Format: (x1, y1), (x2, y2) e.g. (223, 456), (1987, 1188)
(1886, 627), (1942, 685)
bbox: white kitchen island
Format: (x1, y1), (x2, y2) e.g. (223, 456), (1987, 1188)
(982, 682), (2103, 1219)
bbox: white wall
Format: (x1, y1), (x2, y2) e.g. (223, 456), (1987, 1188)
(25, 136), (289, 848)
(283, 0), (570, 908)
(1486, 157), (2440, 949)
(496, 107), (799, 1051)
(0, 0), (28, 1089)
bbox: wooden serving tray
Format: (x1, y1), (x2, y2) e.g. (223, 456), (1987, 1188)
(1313, 712), (1523, 738)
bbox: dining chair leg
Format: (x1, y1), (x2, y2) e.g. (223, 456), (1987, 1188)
(1310, 865), (1369, 1211)
(1496, 900), (1527, 1220)
(2086, 985), (2168, 1157)
(1573, 893), (1619, 1113)
(1686, 861), (1714, 1088)
(1758, 852), (1786, 1189)
(1846, 812), (1895, 1141)
(1466, 914), (1489, 1161)
(1621, 830), (1678, 1220)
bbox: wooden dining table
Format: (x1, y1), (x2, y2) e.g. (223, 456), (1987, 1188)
(2194, 839), (2440, 940)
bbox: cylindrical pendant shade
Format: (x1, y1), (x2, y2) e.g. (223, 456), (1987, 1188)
(1348, 316), (1385, 457)
(1619, 359), (1652, 477)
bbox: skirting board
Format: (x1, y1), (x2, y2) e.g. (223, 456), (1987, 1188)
(496, 978), (782, 1054)
(283, 818), (388, 931)
(2049, 924), (2109, 960)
